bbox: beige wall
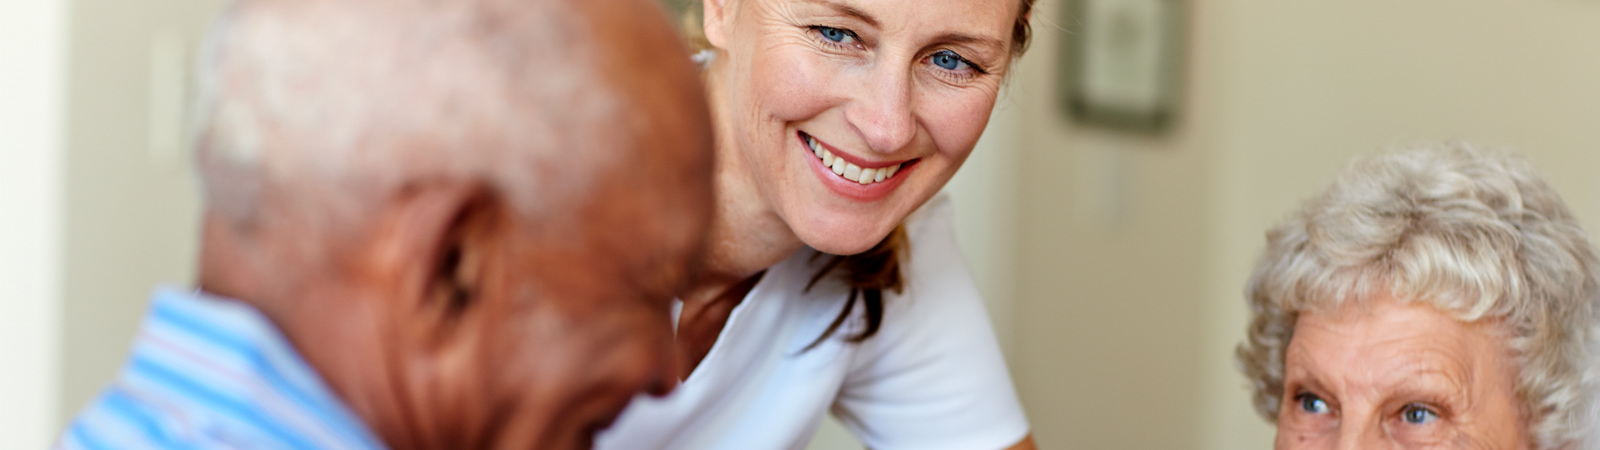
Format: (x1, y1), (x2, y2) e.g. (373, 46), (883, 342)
(1004, 0), (1235, 446)
(55, 0), (223, 428)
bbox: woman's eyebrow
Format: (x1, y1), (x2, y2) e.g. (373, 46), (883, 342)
(802, 0), (879, 27)
(799, 0), (1007, 53)
(932, 32), (1007, 53)
(1283, 369), (1330, 397)
(1380, 366), (1467, 394)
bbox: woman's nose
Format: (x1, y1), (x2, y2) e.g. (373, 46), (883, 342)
(845, 65), (916, 155)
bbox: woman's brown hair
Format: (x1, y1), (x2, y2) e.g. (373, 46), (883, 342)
(676, 0), (1036, 347)
(802, 225), (907, 349)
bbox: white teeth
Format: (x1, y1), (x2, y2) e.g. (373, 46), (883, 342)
(806, 133), (905, 185)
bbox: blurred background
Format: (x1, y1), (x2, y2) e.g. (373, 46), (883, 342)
(5, 0), (1600, 448)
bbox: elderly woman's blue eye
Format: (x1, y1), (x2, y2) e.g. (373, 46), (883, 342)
(1297, 394), (1330, 414)
(931, 51), (969, 71)
(1401, 405), (1439, 425)
(818, 27), (852, 44)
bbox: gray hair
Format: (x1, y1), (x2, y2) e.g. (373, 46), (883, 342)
(193, 0), (623, 231)
(1236, 143), (1600, 449)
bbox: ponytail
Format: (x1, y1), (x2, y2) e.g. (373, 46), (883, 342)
(802, 225), (907, 350)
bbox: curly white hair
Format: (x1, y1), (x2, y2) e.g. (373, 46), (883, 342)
(1237, 143), (1600, 449)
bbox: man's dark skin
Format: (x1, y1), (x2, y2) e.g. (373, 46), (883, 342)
(190, 0), (713, 448)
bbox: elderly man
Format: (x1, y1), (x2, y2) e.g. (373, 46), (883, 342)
(55, 0), (712, 448)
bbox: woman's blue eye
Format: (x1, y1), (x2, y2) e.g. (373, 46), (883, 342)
(1298, 394), (1330, 414)
(930, 50), (969, 71)
(1401, 405), (1439, 425)
(818, 27), (853, 44)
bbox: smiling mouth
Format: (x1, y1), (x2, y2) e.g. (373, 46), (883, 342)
(800, 132), (915, 185)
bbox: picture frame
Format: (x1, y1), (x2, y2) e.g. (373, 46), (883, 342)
(1059, 0), (1184, 132)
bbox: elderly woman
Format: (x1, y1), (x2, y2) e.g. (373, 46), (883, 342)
(1237, 145), (1600, 449)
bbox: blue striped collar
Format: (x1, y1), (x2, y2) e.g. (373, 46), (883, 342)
(59, 287), (387, 450)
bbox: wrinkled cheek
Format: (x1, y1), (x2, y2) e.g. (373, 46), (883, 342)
(743, 47), (838, 134)
(1273, 430), (1316, 450)
(731, 48), (840, 197)
(1273, 419), (1336, 450)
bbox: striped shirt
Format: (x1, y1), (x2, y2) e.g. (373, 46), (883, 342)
(56, 287), (387, 450)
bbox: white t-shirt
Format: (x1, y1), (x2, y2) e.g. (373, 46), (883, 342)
(596, 195), (1030, 450)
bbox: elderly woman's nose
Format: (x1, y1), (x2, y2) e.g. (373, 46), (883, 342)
(845, 66), (916, 155)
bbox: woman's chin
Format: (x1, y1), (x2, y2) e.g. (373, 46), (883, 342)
(791, 220), (898, 256)
(806, 240), (878, 256)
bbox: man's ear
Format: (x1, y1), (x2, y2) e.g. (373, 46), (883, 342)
(702, 0), (731, 50)
(373, 182), (505, 343)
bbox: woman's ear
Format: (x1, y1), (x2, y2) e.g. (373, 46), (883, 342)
(702, 0), (730, 50)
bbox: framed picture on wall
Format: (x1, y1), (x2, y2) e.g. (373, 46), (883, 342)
(1059, 0), (1183, 132)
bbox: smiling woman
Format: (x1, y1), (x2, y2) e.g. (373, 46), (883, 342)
(594, 0), (1037, 449)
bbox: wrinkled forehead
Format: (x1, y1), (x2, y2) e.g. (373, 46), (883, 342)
(1295, 309), (1516, 399)
(1287, 300), (1505, 393)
